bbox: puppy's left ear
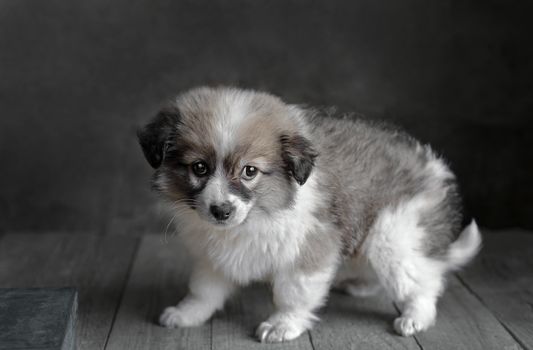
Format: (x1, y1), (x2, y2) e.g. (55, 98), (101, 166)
(280, 134), (318, 186)
(137, 108), (180, 168)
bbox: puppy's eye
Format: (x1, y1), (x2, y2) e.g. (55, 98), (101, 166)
(192, 161), (208, 177)
(241, 165), (258, 180)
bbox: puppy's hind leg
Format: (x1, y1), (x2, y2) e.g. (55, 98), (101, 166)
(393, 289), (440, 337)
(363, 198), (446, 336)
(391, 220), (481, 336)
(371, 245), (444, 336)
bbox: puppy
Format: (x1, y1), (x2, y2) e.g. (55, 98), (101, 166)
(138, 87), (481, 343)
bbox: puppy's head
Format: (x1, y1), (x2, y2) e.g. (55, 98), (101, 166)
(138, 87), (317, 228)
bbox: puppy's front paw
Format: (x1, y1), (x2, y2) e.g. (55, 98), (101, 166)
(255, 320), (304, 343)
(159, 297), (220, 328)
(159, 306), (188, 328)
(159, 305), (208, 328)
(393, 316), (424, 337)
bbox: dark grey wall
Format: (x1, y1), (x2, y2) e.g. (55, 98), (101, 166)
(1, 0), (532, 233)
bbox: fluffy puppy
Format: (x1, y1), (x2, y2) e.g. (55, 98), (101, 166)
(138, 87), (481, 343)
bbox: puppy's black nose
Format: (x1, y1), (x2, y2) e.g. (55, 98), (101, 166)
(209, 202), (234, 221)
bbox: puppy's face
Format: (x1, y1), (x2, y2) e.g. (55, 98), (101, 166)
(138, 87), (317, 229)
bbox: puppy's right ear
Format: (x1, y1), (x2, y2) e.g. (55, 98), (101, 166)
(137, 108), (180, 168)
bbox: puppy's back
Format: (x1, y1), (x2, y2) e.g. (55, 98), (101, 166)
(305, 110), (463, 258)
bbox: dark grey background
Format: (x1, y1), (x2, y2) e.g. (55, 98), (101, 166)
(1, 0), (532, 233)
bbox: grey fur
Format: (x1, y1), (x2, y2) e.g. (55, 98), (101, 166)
(305, 109), (463, 258)
(139, 87), (475, 341)
(139, 86), (464, 260)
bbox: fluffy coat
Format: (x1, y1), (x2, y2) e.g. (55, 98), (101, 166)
(138, 87), (481, 342)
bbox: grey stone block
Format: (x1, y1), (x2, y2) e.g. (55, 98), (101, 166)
(0, 288), (77, 350)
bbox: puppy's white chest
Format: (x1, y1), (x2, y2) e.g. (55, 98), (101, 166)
(205, 221), (304, 284)
(180, 179), (322, 284)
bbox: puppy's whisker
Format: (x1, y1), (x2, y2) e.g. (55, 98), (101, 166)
(171, 199), (198, 207)
(172, 198), (197, 203)
(162, 212), (178, 244)
(161, 206), (192, 242)
(162, 205), (197, 241)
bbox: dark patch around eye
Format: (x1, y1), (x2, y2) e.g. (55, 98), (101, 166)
(228, 180), (253, 202)
(185, 177), (210, 206)
(166, 166), (211, 208)
(155, 141), (218, 208)
(164, 141), (217, 169)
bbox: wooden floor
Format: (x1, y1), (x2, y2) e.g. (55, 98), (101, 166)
(0, 229), (531, 350)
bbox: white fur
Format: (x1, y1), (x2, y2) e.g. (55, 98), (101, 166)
(161, 174), (337, 342)
(361, 192), (481, 336)
(196, 166), (254, 228)
(154, 89), (481, 342)
(160, 261), (235, 327)
(447, 220), (482, 270)
(214, 90), (250, 156)
(181, 174), (328, 283)
(165, 181), (479, 339)
(257, 264), (335, 342)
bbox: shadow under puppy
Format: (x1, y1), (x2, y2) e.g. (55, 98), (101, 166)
(138, 87), (481, 343)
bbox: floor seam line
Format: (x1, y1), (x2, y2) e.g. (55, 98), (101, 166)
(455, 273), (529, 350)
(102, 236), (142, 350)
(210, 318), (214, 350)
(308, 329), (316, 350)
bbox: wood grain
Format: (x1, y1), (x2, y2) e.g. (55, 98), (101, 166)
(0, 233), (138, 350)
(310, 291), (419, 350)
(212, 283), (314, 350)
(1, 230), (532, 349)
(105, 234), (211, 350)
(414, 276), (521, 350)
(457, 230), (533, 349)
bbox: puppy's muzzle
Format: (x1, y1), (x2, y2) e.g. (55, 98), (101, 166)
(209, 202), (235, 221)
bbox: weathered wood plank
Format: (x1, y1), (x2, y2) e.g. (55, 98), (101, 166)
(212, 283), (313, 350)
(413, 276), (521, 350)
(105, 234), (211, 350)
(310, 291), (419, 350)
(457, 230), (533, 349)
(462, 288), (533, 350)
(0, 288), (77, 350)
(2, 230), (530, 349)
(458, 230), (533, 292)
(0, 233), (138, 350)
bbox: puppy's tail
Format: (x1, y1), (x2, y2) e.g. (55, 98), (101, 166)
(446, 220), (482, 270)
